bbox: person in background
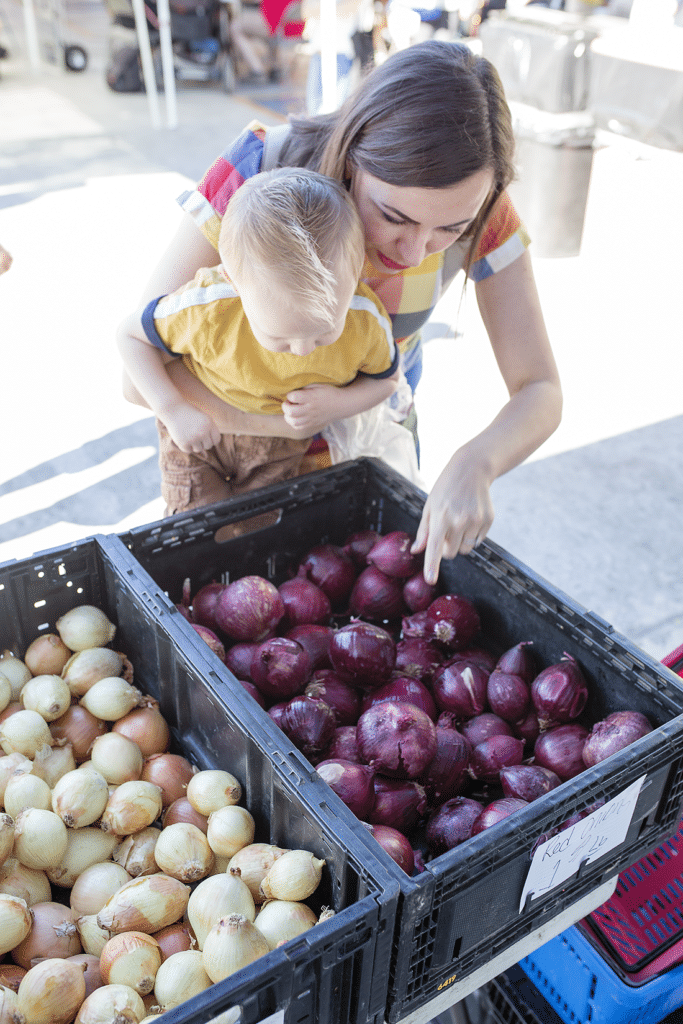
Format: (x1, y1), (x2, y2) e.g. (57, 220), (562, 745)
(122, 41), (562, 584)
(302, 0), (375, 113)
(117, 168), (400, 513)
(0, 244), (12, 275)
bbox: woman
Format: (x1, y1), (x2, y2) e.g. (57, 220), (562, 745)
(123, 40), (562, 585)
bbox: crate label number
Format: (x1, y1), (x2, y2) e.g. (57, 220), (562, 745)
(519, 774), (646, 912)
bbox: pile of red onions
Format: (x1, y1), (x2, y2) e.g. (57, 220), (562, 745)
(177, 530), (656, 875)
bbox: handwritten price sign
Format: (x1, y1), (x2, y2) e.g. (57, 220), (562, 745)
(519, 774), (646, 912)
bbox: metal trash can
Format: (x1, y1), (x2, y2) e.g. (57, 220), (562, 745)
(507, 103), (596, 258)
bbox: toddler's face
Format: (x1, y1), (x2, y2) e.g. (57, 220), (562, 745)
(230, 265), (357, 357)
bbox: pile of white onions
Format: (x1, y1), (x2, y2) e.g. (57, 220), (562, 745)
(0, 604), (329, 1023)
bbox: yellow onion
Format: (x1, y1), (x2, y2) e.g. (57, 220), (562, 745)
(76, 914), (112, 958)
(74, 983), (145, 1024)
(100, 932), (162, 995)
(0, 813), (14, 866)
(140, 753), (196, 809)
(153, 822), (214, 883)
(31, 742), (77, 788)
(14, 807), (68, 871)
(0, 893), (32, 955)
(3, 771), (52, 818)
(0, 985), (18, 1023)
(259, 849), (325, 902)
(206, 805), (255, 860)
(162, 797), (208, 834)
(0, 672), (11, 716)
(0, 709), (52, 758)
(151, 921), (194, 962)
(254, 899), (317, 949)
(152, 949), (211, 1010)
(227, 844), (287, 905)
(0, 752), (32, 803)
(201, 914), (269, 982)
(67, 953), (103, 999)
(51, 706), (107, 763)
(0, 962), (26, 991)
(24, 634), (72, 677)
(46, 827), (121, 889)
(0, 858), (52, 906)
(112, 704), (170, 758)
(70, 861), (132, 917)
(0, 653), (32, 701)
(52, 767), (109, 828)
(187, 869), (255, 950)
(112, 828), (160, 878)
(55, 606), (116, 653)
(20, 675), (71, 722)
(90, 732), (143, 785)
(62, 648), (124, 697)
(80, 679), (143, 722)
(12, 901), (81, 968)
(186, 770), (242, 816)
(100, 781), (163, 836)
(13, 956), (87, 1024)
(97, 873), (190, 935)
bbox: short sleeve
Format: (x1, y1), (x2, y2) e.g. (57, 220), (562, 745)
(469, 191), (531, 282)
(176, 120), (268, 251)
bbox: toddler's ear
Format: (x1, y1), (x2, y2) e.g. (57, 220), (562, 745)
(219, 265), (236, 290)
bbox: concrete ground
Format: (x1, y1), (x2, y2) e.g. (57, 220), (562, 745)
(0, 0), (681, 664)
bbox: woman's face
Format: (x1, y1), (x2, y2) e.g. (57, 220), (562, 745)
(349, 166), (495, 275)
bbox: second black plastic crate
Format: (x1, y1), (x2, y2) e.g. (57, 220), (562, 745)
(118, 459), (683, 1023)
(0, 535), (399, 1024)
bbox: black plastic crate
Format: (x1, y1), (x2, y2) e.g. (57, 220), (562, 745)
(117, 459), (683, 1023)
(0, 534), (399, 1024)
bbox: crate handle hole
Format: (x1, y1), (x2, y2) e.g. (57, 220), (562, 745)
(214, 509), (283, 543)
(451, 935), (462, 961)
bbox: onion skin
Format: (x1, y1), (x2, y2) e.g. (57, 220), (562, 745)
(366, 531), (421, 579)
(361, 676), (437, 721)
(356, 700), (437, 779)
(368, 777), (427, 832)
(349, 566), (406, 622)
(534, 724), (589, 780)
(394, 638), (444, 683)
(329, 621), (396, 687)
(582, 711), (653, 768)
(401, 611), (430, 640)
(224, 642), (258, 681)
(278, 577), (332, 628)
(530, 654), (589, 727)
(460, 712), (513, 748)
(285, 625), (335, 671)
(472, 798), (529, 834)
(426, 797), (484, 856)
(251, 637), (312, 702)
(468, 735), (525, 783)
(316, 759), (376, 819)
(324, 726), (361, 763)
(421, 724), (471, 807)
(500, 764), (562, 802)
(486, 670), (531, 723)
(213, 576), (284, 642)
(305, 671), (360, 726)
(432, 660), (489, 719)
(280, 696), (337, 759)
(297, 545), (357, 607)
(363, 823), (414, 874)
(425, 594), (480, 651)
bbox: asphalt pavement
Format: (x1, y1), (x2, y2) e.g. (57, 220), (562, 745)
(1, 0), (682, 664)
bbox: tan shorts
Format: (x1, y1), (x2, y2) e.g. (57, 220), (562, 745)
(156, 420), (314, 516)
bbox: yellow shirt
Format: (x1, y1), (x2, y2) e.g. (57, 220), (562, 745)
(143, 267), (398, 416)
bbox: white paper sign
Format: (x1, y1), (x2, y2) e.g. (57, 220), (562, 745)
(519, 774), (647, 912)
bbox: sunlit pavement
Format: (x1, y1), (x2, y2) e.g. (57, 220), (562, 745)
(1, 0), (681, 661)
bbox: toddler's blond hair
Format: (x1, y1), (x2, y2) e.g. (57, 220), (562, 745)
(218, 167), (365, 325)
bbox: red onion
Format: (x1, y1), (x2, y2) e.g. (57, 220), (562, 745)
(531, 653), (589, 727)
(349, 566), (406, 621)
(361, 676), (437, 721)
(281, 695), (337, 758)
(297, 545), (357, 607)
(191, 581), (224, 631)
(582, 711), (653, 768)
(368, 777), (427, 831)
(486, 669), (530, 723)
(238, 679), (266, 707)
(325, 726), (361, 763)
(496, 641), (536, 683)
(285, 624), (335, 671)
(472, 798), (529, 834)
(460, 713), (513, 748)
(250, 636), (312, 700)
(403, 572), (437, 614)
(363, 822), (414, 874)
(469, 734), (525, 783)
(279, 577), (331, 628)
(176, 603), (192, 622)
(366, 531), (421, 579)
(191, 624), (225, 661)
(426, 796), (484, 856)
(534, 723), (589, 780)
(305, 670), (361, 726)
(447, 647), (497, 673)
(356, 700), (437, 779)
(401, 610), (430, 639)
(329, 621), (396, 686)
(413, 849), (426, 874)
(224, 642), (258, 680)
(421, 723), (471, 806)
(394, 638), (444, 682)
(316, 759), (376, 818)
(432, 660), (489, 718)
(513, 710), (541, 746)
(500, 764), (561, 802)
(425, 594), (480, 650)
(268, 701), (289, 729)
(214, 575), (284, 641)
(342, 530), (380, 567)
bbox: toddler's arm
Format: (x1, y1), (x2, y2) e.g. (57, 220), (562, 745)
(282, 370), (400, 435)
(117, 313), (222, 453)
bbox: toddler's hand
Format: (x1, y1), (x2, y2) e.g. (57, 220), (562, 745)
(164, 406), (222, 454)
(282, 384), (337, 435)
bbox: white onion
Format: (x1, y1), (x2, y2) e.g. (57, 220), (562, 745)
(0, 985), (18, 1022)
(14, 956), (87, 1024)
(259, 849), (325, 902)
(80, 678), (143, 722)
(227, 844), (288, 904)
(52, 767), (109, 828)
(100, 931), (162, 995)
(46, 827), (121, 889)
(75, 913), (112, 958)
(74, 983), (145, 1024)
(100, 781), (163, 836)
(55, 606), (116, 653)
(187, 869), (256, 949)
(153, 822), (214, 883)
(253, 899), (317, 949)
(20, 674), (71, 722)
(3, 771), (52, 817)
(206, 805), (255, 859)
(70, 861), (132, 916)
(0, 857), (52, 906)
(0, 652), (32, 701)
(97, 873), (190, 934)
(0, 812), (15, 865)
(32, 742), (77, 787)
(14, 807), (69, 870)
(153, 949), (211, 1010)
(0, 893), (32, 955)
(112, 828), (160, 878)
(90, 732), (143, 785)
(0, 672), (11, 715)
(62, 648), (124, 697)
(186, 770), (242, 816)
(0, 708), (52, 758)
(201, 913), (269, 982)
